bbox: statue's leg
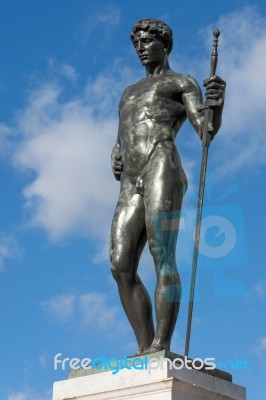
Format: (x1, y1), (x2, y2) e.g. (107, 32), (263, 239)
(110, 177), (155, 353)
(144, 143), (187, 352)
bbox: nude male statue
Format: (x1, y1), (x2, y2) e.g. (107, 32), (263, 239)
(110, 19), (225, 355)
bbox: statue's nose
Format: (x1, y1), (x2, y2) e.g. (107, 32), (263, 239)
(137, 41), (144, 51)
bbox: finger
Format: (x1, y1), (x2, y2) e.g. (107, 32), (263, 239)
(205, 81), (225, 90)
(114, 155), (121, 160)
(205, 92), (223, 100)
(206, 88), (224, 96)
(205, 93), (221, 100)
(203, 75), (226, 86)
(205, 88), (221, 95)
(114, 165), (123, 172)
(207, 75), (224, 83)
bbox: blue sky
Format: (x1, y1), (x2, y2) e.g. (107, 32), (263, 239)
(0, 1), (266, 399)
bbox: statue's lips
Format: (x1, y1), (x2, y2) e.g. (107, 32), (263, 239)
(139, 54), (149, 60)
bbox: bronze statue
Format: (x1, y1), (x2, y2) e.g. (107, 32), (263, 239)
(110, 19), (225, 355)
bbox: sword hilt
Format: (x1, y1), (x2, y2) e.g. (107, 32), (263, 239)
(210, 28), (220, 77)
(198, 28), (221, 144)
(198, 28), (221, 114)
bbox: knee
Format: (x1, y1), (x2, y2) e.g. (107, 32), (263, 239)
(149, 243), (179, 280)
(111, 267), (135, 286)
(110, 253), (135, 285)
(111, 266), (121, 283)
(148, 239), (176, 269)
(110, 252), (121, 280)
(158, 271), (180, 286)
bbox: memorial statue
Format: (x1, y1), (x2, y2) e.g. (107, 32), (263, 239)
(110, 18), (225, 355)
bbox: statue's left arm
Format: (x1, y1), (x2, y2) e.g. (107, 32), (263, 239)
(182, 74), (226, 140)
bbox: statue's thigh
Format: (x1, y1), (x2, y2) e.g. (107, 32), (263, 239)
(144, 152), (184, 218)
(143, 158), (185, 264)
(110, 183), (146, 271)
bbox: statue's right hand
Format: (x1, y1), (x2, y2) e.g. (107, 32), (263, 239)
(112, 154), (123, 181)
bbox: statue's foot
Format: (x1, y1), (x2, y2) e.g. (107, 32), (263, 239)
(128, 351), (142, 358)
(128, 345), (154, 358)
(137, 343), (170, 355)
(128, 347), (152, 358)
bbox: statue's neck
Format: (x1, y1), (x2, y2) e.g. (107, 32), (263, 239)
(145, 63), (171, 78)
(145, 55), (171, 78)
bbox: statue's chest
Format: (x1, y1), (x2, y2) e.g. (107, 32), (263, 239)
(122, 79), (178, 108)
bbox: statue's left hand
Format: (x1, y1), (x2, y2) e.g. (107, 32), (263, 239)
(200, 75), (226, 140)
(203, 75), (226, 104)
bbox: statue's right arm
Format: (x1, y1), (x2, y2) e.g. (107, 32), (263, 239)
(111, 129), (123, 181)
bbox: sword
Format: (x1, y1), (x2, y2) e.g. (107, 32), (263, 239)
(184, 28), (221, 357)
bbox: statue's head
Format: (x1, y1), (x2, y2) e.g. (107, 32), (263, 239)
(130, 18), (173, 55)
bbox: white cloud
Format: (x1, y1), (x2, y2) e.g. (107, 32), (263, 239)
(12, 78), (120, 242)
(0, 123), (14, 157)
(173, 7), (266, 178)
(0, 235), (20, 272)
(41, 291), (124, 334)
(79, 292), (120, 330)
(95, 7), (120, 26)
(38, 354), (48, 369)
(8, 394), (28, 400)
(4, 57), (141, 248)
(41, 294), (75, 323)
(244, 279), (266, 302)
(80, 6), (120, 43)
(47, 59), (79, 83)
(253, 337), (266, 370)
(259, 337), (266, 350)
(7, 389), (51, 400)
(207, 7), (266, 176)
(61, 64), (79, 83)
(253, 280), (266, 299)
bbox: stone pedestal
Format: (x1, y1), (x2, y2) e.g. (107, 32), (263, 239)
(53, 353), (246, 400)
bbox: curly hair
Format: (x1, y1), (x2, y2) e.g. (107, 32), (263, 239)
(130, 18), (173, 54)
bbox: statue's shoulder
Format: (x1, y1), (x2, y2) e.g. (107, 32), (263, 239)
(168, 71), (200, 90)
(121, 78), (145, 97)
(163, 71), (200, 95)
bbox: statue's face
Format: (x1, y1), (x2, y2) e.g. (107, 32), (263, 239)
(132, 30), (165, 67)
